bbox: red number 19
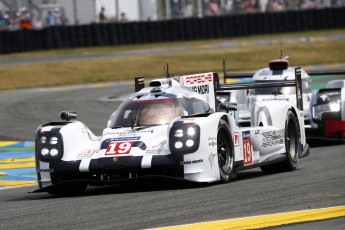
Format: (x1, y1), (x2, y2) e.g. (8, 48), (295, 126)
(105, 142), (133, 155)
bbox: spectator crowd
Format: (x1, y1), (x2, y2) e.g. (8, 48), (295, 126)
(0, 0), (345, 31)
(0, 6), (68, 31)
(171, 0), (345, 17)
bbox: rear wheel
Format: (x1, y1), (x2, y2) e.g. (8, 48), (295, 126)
(217, 119), (234, 182)
(261, 110), (300, 173)
(281, 110), (300, 170)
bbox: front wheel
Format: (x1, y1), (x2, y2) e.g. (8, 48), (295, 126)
(217, 119), (234, 183)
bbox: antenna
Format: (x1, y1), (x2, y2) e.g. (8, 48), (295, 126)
(163, 63), (169, 78)
(279, 38), (289, 61)
(279, 36), (283, 59)
(163, 64), (167, 77)
(166, 63), (169, 78)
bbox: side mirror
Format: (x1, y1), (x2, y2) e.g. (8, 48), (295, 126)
(219, 102), (237, 112)
(60, 111), (77, 121)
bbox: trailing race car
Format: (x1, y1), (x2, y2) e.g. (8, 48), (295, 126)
(308, 79), (345, 140)
(33, 70), (309, 196)
(223, 58), (345, 140)
(222, 58), (312, 126)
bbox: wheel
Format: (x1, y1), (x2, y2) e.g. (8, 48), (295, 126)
(281, 110), (300, 171)
(47, 183), (88, 196)
(261, 110), (300, 173)
(217, 119), (234, 183)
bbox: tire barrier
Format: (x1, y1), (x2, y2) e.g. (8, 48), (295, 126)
(0, 8), (344, 54)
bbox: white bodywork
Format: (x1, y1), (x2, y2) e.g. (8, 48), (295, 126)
(236, 66), (312, 125)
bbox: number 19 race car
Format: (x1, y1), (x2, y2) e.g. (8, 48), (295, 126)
(33, 70), (309, 196)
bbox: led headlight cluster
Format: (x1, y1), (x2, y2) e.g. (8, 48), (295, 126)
(169, 123), (200, 154)
(312, 90), (341, 121)
(37, 132), (63, 161)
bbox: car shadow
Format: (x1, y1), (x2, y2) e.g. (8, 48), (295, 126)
(307, 138), (344, 148)
(17, 177), (211, 200)
(18, 168), (293, 200)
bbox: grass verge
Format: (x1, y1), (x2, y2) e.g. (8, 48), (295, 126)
(0, 29), (344, 90)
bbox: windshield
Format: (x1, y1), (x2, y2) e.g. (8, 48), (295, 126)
(250, 86), (296, 95)
(109, 98), (185, 128)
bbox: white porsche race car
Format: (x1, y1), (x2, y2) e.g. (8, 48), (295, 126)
(222, 58), (345, 141)
(33, 70), (309, 196)
(222, 58), (312, 126)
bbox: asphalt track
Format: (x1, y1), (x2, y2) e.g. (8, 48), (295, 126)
(0, 79), (344, 229)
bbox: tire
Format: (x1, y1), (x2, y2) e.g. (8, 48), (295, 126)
(47, 183), (88, 196)
(217, 119), (234, 183)
(261, 110), (300, 173)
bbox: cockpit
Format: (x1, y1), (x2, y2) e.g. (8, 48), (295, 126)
(108, 97), (212, 128)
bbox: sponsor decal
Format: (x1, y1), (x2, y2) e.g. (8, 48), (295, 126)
(105, 129), (154, 136)
(242, 131), (253, 166)
(38, 168), (54, 172)
(208, 153), (215, 170)
(233, 132), (240, 147)
(105, 142), (133, 155)
(189, 84), (210, 95)
(77, 149), (98, 160)
(106, 137), (140, 142)
(208, 141), (217, 147)
(262, 130), (284, 148)
(145, 149), (162, 155)
(242, 131), (250, 140)
(158, 79), (170, 86)
(185, 74), (213, 85)
(208, 137), (216, 141)
(180, 159), (203, 165)
(145, 141), (165, 155)
(145, 144), (164, 155)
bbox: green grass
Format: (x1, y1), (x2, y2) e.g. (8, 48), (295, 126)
(0, 29), (344, 90)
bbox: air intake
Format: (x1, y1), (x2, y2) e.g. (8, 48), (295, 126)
(269, 59), (288, 70)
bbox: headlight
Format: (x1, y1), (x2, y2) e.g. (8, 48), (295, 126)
(174, 141), (183, 149)
(50, 149), (59, 157)
(41, 148), (49, 156)
(312, 100), (341, 120)
(41, 136), (47, 144)
(313, 89), (341, 121)
(186, 139), (194, 147)
(169, 123), (200, 154)
(329, 102), (340, 112)
(187, 127), (195, 136)
(174, 129), (183, 138)
(49, 137), (58, 145)
(36, 130), (63, 161)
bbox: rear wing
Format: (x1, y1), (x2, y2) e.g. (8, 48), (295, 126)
(134, 73), (220, 111)
(306, 69), (345, 76)
(223, 58), (345, 83)
(218, 67), (304, 111)
(179, 72), (220, 111)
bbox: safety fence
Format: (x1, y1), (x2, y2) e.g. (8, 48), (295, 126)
(0, 7), (344, 54)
